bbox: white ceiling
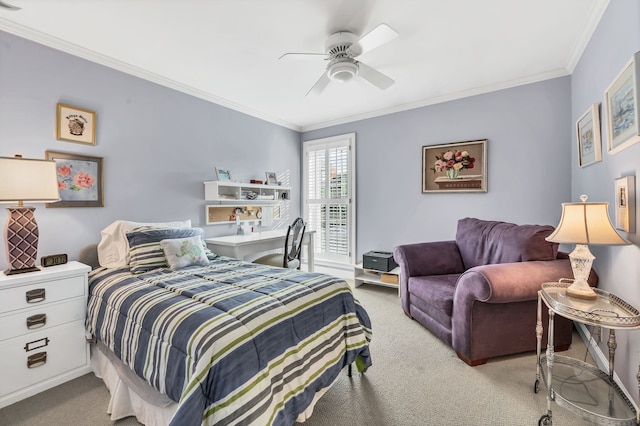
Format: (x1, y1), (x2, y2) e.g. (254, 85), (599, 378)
(0, 0), (609, 131)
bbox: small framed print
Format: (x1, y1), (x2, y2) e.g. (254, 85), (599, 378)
(56, 103), (96, 145)
(605, 52), (640, 155)
(45, 151), (104, 208)
(265, 171), (277, 185)
(576, 104), (602, 167)
(615, 176), (635, 233)
(215, 168), (232, 181)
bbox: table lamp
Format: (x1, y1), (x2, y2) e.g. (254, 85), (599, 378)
(0, 156), (60, 275)
(546, 195), (629, 299)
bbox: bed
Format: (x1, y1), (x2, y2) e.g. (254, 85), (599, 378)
(81, 221), (372, 426)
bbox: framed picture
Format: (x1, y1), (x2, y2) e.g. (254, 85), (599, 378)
(265, 171), (277, 185)
(614, 176), (635, 233)
(56, 103), (96, 145)
(45, 151), (103, 207)
(216, 167), (231, 181)
(605, 52), (640, 155)
(576, 104), (602, 167)
(422, 139), (487, 193)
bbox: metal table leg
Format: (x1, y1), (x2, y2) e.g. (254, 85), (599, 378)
(539, 308), (555, 426)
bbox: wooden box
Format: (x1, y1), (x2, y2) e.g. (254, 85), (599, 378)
(380, 273), (399, 285)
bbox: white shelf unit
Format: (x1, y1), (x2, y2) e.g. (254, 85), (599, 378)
(353, 262), (401, 296)
(204, 181), (291, 204)
(204, 205), (281, 226)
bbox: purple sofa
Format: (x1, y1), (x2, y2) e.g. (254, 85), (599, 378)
(393, 217), (598, 366)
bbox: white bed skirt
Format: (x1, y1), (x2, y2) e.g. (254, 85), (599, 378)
(91, 342), (177, 425)
(90, 342), (332, 425)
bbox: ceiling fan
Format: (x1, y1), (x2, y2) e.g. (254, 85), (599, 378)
(280, 23), (398, 96)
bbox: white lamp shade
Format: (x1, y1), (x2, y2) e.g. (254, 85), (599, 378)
(0, 157), (60, 203)
(546, 199), (629, 245)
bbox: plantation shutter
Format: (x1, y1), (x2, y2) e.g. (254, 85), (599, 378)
(303, 134), (355, 265)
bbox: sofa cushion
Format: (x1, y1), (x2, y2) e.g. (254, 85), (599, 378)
(455, 218), (558, 269)
(408, 274), (460, 317)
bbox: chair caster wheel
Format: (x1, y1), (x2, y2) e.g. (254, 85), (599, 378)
(538, 414), (552, 426)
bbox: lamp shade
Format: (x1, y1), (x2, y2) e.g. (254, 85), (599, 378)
(0, 156), (60, 203)
(546, 195), (629, 245)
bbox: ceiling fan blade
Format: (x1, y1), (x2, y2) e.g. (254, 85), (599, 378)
(349, 23), (398, 56)
(306, 72), (331, 96)
(0, 1), (21, 10)
(358, 62), (394, 90)
(279, 53), (327, 61)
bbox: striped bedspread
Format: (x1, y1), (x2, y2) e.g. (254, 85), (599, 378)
(86, 256), (372, 425)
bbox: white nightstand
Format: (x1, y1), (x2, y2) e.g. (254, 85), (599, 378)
(0, 261), (92, 409)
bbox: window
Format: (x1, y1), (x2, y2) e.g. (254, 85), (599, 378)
(303, 133), (355, 265)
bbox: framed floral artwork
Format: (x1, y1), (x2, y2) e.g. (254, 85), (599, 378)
(614, 175), (635, 233)
(45, 151), (103, 207)
(576, 104), (602, 167)
(56, 103), (96, 145)
(605, 52), (640, 155)
(422, 139), (487, 193)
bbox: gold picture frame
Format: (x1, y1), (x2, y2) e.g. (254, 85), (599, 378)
(56, 103), (96, 145)
(45, 151), (104, 208)
(422, 139), (487, 193)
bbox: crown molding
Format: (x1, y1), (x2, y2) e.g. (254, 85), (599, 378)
(0, 19), (302, 132)
(565, 0), (610, 73)
(300, 68), (570, 132)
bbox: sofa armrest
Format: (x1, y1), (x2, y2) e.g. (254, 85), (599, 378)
(394, 241), (466, 316)
(455, 259), (583, 304)
(451, 259), (598, 357)
(393, 241), (465, 278)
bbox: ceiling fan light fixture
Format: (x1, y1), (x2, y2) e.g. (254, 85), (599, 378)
(327, 59), (359, 83)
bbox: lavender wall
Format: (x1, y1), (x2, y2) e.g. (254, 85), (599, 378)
(571, 0), (640, 397)
(0, 31), (301, 271)
(303, 77), (572, 259)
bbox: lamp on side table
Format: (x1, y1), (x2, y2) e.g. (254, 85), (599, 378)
(0, 155), (60, 275)
(546, 194), (629, 300)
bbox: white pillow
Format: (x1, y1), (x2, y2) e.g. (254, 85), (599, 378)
(97, 219), (191, 268)
(160, 236), (209, 270)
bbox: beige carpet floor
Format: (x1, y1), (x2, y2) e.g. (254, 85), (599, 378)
(0, 284), (600, 425)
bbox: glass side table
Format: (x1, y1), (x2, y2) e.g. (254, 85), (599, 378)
(535, 281), (640, 426)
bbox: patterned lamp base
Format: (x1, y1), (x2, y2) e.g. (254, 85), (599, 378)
(4, 206), (40, 275)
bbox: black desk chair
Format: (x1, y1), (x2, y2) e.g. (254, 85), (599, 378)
(254, 218), (306, 269)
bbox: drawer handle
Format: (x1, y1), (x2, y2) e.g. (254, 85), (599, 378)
(26, 314), (47, 329)
(26, 288), (45, 304)
(24, 337), (49, 352)
(27, 352), (47, 368)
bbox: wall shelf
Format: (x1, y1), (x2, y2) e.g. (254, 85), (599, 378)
(204, 205), (281, 225)
(204, 181), (290, 204)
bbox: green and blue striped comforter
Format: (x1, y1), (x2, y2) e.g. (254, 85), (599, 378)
(86, 256), (372, 425)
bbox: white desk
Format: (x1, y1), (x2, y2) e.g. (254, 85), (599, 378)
(205, 229), (315, 271)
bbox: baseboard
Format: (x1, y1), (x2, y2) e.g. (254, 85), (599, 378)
(305, 260), (354, 279)
(575, 323), (639, 413)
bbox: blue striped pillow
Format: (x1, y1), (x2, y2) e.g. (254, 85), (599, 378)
(126, 227), (214, 274)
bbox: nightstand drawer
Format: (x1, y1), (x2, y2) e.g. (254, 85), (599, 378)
(0, 298), (86, 342)
(0, 320), (88, 398)
(0, 275), (85, 314)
